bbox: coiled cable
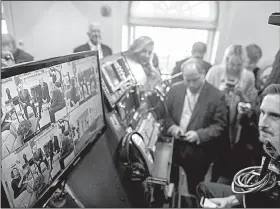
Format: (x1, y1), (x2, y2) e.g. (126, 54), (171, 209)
(231, 166), (277, 195)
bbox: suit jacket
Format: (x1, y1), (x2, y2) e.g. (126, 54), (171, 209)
(166, 81), (228, 153)
(171, 58), (212, 84)
(18, 89), (32, 105)
(36, 82), (50, 101)
(48, 140), (54, 157)
(33, 148), (44, 162)
(50, 88), (66, 109)
(73, 43), (112, 58)
(13, 48), (34, 64)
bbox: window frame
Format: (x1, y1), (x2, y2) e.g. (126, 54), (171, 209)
(126, 1), (219, 67)
(1, 2), (8, 35)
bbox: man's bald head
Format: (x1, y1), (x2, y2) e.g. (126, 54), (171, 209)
(191, 42), (207, 59)
(181, 58), (206, 75)
(181, 58), (206, 94)
(87, 22), (101, 45)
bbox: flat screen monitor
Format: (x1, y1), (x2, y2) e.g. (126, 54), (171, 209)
(1, 51), (106, 208)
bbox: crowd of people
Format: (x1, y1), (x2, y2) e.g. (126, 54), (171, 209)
(1, 20), (280, 208)
(119, 32), (280, 207)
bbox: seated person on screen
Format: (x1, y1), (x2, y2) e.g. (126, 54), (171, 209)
(69, 78), (80, 107)
(165, 58), (228, 195)
(123, 36), (161, 90)
(18, 82), (37, 120)
(36, 77), (51, 119)
(1, 108), (21, 159)
(1, 107), (18, 138)
(171, 42), (212, 84)
(11, 168), (29, 199)
(49, 67), (63, 86)
(47, 137), (54, 170)
(74, 22), (112, 58)
(49, 82), (66, 124)
(39, 77), (51, 103)
(197, 84), (280, 208)
(78, 71), (89, 98)
(22, 154), (32, 171)
(32, 144), (49, 175)
(58, 130), (74, 170)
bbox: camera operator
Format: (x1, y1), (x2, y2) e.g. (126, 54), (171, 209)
(196, 83), (280, 208)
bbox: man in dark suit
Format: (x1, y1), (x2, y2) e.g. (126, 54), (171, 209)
(48, 137), (54, 170)
(36, 78), (51, 119)
(166, 58), (228, 194)
(171, 42), (212, 84)
(18, 82), (37, 119)
(49, 82), (66, 123)
(73, 22), (112, 58)
(32, 143), (49, 175)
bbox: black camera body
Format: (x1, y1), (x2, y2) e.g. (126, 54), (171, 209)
(225, 78), (238, 88)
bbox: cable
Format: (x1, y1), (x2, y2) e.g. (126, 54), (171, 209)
(141, 88), (168, 119)
(231, 166), (277, 195)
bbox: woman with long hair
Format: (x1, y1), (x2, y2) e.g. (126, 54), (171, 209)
(123, 36), (161, 90)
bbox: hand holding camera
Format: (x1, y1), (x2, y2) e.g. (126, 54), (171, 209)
(237, 102), (251, 114)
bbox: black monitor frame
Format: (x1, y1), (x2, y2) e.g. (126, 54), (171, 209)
(1, 50), (107, 208)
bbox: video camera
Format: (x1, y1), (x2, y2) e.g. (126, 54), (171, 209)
(225, 77), (238, 91)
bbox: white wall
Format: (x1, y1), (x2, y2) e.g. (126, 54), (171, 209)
(215, 1), (280, 67)
(3, 1), (280, 67)
(3, 1), (124, 60)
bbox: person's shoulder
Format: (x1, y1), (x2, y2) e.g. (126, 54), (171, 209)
(205, 81), (223, 97)
(203, 60), (212, 70)
(207, 64), (223, 74)
(177, 58), (190, 66)
(15, 49), (34, 62)
(170, 80), (185, 91)
(101, 43), (112, 51)
(74, 43), (89, 52)
(243, 68), (255, 80)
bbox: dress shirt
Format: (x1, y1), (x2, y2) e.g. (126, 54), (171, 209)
(88, 41), (103, 59)
(179, 84), (204, 133)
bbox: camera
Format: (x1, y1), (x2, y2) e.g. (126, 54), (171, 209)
(225, 78), (238, 88)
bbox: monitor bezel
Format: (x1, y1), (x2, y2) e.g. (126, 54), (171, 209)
(1, 50), (107, 208)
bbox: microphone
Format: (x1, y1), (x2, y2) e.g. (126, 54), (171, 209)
(258, 156), (271, 180)
(162, 72), (183, 82)
(171, 72), (183, 79)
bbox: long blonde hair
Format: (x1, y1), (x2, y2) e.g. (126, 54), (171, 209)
(124, 36), (154, 59)
(222, 44), (247, 67)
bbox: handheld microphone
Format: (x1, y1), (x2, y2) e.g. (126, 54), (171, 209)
(259, 156), (271, 180)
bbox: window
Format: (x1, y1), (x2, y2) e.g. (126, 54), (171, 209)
(1, 2), (8, 34)
(126, 1), (219, 74)
(2, 19), (8, 34)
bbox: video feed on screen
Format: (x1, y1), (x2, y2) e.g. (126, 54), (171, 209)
(1, 54), (104, 208)
(104, 64), (121, 86)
